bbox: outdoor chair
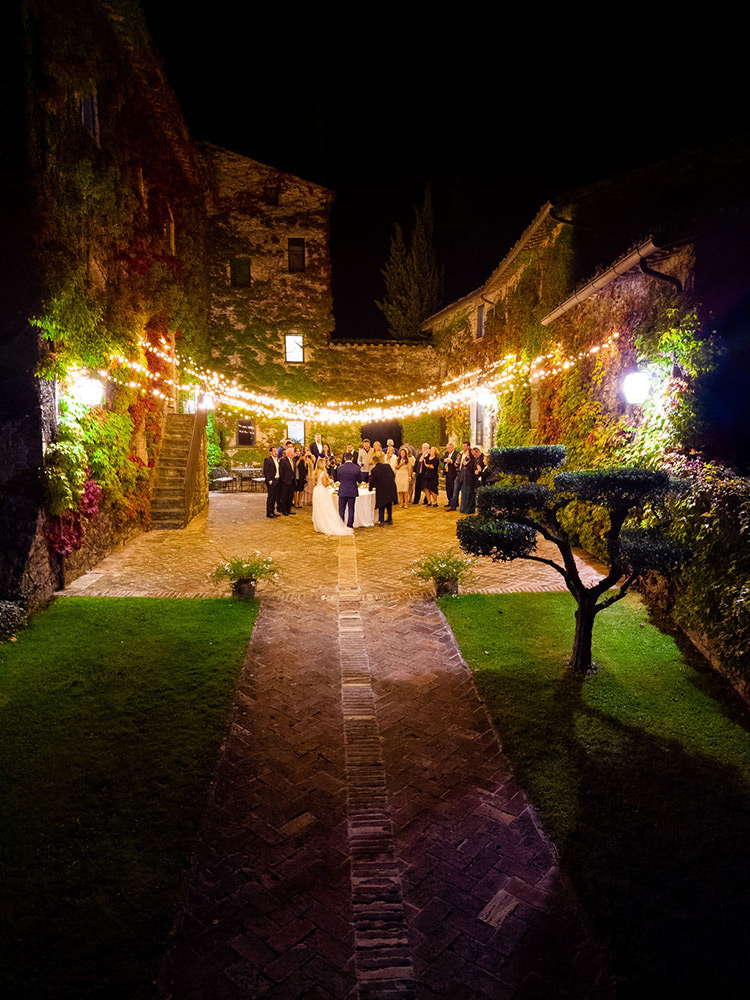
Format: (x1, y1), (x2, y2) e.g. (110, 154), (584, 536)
(209, 466), (237, 492)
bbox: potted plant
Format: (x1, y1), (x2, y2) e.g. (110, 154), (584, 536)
(412, 547), (476, 597)
(210, 552), (280, 600)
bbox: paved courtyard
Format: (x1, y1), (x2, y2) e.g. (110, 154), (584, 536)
(63, 495), (612, 998)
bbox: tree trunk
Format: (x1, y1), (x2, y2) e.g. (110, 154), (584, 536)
(570, 596), (597, 674)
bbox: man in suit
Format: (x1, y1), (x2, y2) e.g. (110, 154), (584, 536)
(277, 446), (297, 515)
(448, 441), (472, 510)
(460, 447), (485, 514)
(334, 453), (364, 528)
(443, 442), (459, 504)
(263, 445), (281, 518)
(310, 433), (325, 460)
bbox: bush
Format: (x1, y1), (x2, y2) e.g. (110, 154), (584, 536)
(0, 601), (27, 640)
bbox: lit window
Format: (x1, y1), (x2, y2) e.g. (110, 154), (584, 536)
(230, 258), (252, 287)
(81, 93), (99, 143)
(285, 334), (304, 363)
(476, 304), (485, 340)
(287, 420), (305, 443)
(288, 237), (305, 273)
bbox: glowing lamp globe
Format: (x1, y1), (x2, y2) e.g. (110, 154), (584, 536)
(623, 371), (650, 405)
(70, 375), (105, 407)
(200, 393), (215, 410)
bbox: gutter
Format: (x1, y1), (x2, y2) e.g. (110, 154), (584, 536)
(540, 237), (660, 326)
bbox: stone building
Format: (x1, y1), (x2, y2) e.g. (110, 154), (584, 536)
(202, 142), (335, 451)
(422, 141), (750, 469)
(0, 0), (344, 604)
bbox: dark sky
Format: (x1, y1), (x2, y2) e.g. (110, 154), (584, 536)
(140, 5), (744, 339)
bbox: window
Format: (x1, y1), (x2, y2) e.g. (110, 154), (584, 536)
(264, 184), (279, 205)
(474, 402), (485, 446)
(288, 237), (305, 273)
(236, 419), (255, 445)
(80, 93), (99, 143)
(165, 204), (176, 254)
(476, 304), (485, 340)
(230, 257), (252, 287)
(287, 420), (305, 444)
(285, 334), (304, 363)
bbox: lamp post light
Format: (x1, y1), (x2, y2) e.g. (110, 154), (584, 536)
(622, 370), (651, 406)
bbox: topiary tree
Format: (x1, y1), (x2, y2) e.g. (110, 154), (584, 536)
(456, 446), (689, 674)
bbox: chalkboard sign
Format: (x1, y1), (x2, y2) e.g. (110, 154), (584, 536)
(236, 419), (255, 445)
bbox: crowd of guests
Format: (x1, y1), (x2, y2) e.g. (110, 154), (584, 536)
(262, 432), (489, 525)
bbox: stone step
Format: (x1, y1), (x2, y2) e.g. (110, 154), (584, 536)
(151, 520), (186, 530)
(152, 499), (185, 512)
(152, 486), (184, 498)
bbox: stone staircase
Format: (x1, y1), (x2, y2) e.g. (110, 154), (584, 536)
(151, 413), (195, 529)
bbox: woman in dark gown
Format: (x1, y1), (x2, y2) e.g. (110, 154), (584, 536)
(421, 446), (440, 506)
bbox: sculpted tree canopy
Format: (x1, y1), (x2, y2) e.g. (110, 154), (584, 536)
(457, 446), (690, 674)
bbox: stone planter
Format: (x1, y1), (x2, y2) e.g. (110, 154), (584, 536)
(435, 578), (458, 597)
(231, 578), (256, 600)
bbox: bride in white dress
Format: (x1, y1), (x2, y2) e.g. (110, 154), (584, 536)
(312, 468), (354, 536)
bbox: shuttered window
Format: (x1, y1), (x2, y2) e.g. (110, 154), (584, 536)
(288, 238), (305, 273)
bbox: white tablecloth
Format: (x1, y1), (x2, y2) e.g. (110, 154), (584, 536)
(331, 489), (376, 528)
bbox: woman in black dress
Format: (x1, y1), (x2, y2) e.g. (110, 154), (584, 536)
(368, 454), (398, 525)
(422, 446), (440, 507)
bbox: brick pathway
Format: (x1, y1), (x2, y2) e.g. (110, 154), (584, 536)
(64, 495), (611, 997)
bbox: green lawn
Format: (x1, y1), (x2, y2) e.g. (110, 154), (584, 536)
(0, 597), (258, 1000)
(442, 591), (750, 998)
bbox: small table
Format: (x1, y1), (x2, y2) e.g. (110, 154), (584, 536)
(331, 489), (376, 528)
(234, 467), (264, 492)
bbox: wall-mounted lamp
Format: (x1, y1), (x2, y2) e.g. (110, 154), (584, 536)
(199, 392), (215, 411)
(622, 370), (650, 405)
(69, 374), (105, 407)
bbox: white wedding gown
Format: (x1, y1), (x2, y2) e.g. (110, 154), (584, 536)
(312, 482), (354, 536)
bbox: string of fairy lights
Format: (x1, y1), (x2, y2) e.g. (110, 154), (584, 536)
(77, 331), (621, 423)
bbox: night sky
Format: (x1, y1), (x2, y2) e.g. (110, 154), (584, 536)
(139, 6), (743, 339)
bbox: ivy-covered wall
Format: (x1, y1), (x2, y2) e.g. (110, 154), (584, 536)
(1, 0), (210, 604)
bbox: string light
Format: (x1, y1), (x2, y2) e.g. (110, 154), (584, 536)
(88, 331), (623, 423)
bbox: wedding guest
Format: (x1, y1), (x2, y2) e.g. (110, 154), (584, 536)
(385, 445), (397, 470)
(301, 448), (316, 506)
(422, 446), (440, 506)
(368, 453), (397, 525)
(322, 442), (335, 472)
(310, 433), (325, 460)
(394, 447), (412, 508)
(460, 446), (485, 514)
(372, 440), (385, 464)
(293, 447), (306, 507)
(277, 438), (292, 459)
(358, 439), (374, 474)
(263, 445), (280, 518)
(278, 446), (296, 515)
(412, 442), (431, 504)
(448, 442), (472, 510)
(443, 442), (459, 503)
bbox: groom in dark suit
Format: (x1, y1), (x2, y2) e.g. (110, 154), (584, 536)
(334, 453), (364, 528)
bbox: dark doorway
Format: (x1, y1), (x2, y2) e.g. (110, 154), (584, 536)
(360, 420), (402, 449)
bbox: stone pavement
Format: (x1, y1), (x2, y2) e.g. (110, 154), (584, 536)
(63, 495), (612, 998)
(61, 493), (606, 601)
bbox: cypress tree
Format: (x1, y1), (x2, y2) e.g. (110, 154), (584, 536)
(377, 186), (443, 340)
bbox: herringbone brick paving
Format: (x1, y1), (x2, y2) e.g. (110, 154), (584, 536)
(62, 493), (611, 997)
